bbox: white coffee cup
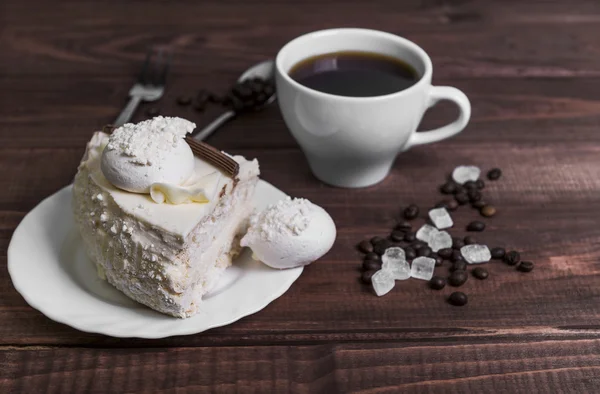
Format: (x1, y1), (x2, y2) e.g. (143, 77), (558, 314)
(275, 28), (471, 188)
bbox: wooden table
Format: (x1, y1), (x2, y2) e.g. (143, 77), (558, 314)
(2, 0), (600, 392)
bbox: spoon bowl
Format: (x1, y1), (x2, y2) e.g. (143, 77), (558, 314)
(192, 60), (276, 141)
(239, 60), (276, 109)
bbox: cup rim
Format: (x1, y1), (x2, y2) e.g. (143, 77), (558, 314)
(275, 28), (433, 101)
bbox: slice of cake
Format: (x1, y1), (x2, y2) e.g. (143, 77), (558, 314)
(72, 117), (259, 318)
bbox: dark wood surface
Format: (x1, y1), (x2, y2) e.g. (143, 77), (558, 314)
(2, 0), (600, 392)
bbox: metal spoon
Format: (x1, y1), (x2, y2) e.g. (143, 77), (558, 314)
(191, 60), (276, 141)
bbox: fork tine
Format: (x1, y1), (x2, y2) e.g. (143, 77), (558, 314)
(157, 50), (172, 86)
(137, 50), (153, 84)
(149, 48), (163, 86)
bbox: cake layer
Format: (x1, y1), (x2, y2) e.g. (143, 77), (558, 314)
(72, 132), (260, 317)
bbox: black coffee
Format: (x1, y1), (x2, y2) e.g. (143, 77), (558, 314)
(289, 51), (418, 97)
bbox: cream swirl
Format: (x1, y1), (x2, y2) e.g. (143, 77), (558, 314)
(150, 172), (222, 204)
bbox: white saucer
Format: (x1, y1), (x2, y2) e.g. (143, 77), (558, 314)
(8, 180), (303, 338)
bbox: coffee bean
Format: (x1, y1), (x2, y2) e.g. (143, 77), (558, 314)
(435, 200), (451, 209)
(468, 190), (482, 202)
(404, 232), (416, 243)
(254, 93), (267, 106)
(504, 251), (521, 266)
(207, 92), (222, 103)
(472, 267), (489, 279)
(196, 89), (210, 101)
(464, 235), (477, 245)
(243, 98), (258, 110)
(472, 200), (486, 209)
(464, 180), (477, 190)
(220, 92), (231, 104)
(248, 83), (264, 96)
(451, 260), (467, 272)
(363, 259), (382, 271)
(244, 97), (261, 109)
(176, 95), (192, 106)
(193, 100), (208, 111)
(405, 247), (417, 260)
(232, 82), (246, 92)
(429, 276), (446, 290)
(480, 205), (497, 217)
(197, 98), (212, 110)
(476, 179), (485, 190)
(373, 240), (393, 255)
(412, 241), (427, 250)
(467, 221), (485, 232)
(440, 182), (457, 194)
(251, 76), (266, 85)
(371, 236), (385, 245)
(448, 270), (468, 286)
(358, 240), (373, 253)
(247, 84), (264, 97)
(418, 246), (432, 257)
(446, 200), (459, 211)
(396, 220), (412, 231)
(451, 250), (464, 263)
(263, 84), (275, 97)
(222, 95), (233, 107)
(487, 168), (502, 181)
(241, 98), (256, 109)
(431, 253), (443, 266)
(438, 248), (453, 259)
(490, 247), (506, 260)
(403, 204), (419, 220)
(454, 186), (466, 195)
(448, 292), (468, 306)
(452, 237), (465, 249)
(230, 97), (245, 112)
(455, 193), (469, 205)
(364, 252), (380, 261)
(361, 270), (377, 284)
(390, 231), (405, 243)
(517, 261), (534, 272)
(145, 107), (159, 117)
(233, 85), (253, 99)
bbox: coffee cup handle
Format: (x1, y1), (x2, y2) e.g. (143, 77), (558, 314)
(405, 86), (471, 149)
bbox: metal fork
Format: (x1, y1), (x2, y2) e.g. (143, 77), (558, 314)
(114, 48), (170, 126)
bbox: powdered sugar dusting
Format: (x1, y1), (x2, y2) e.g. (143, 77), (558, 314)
(106, 116), (196, 166)
(250, 197), (312, 241)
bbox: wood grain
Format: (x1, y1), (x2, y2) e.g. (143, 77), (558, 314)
(2, 1), (600, 78)
(2, 340), (600, 393)
(2, 0), (600, 391)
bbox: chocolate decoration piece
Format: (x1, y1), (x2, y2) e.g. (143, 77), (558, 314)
(185, 137), (240, 178)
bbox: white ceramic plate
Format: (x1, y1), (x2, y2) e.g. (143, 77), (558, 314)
(8, 180), (303, 338)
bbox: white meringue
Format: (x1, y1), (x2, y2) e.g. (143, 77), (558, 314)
(101, 116), (196, 193)
(240, 197), (336, 269)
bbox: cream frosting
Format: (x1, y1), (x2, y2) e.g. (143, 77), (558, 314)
(101, 116), (196, 193)
(150, 171), (222, 204)
(240, 197), (336, 269)
(82, 131), (257, 237)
